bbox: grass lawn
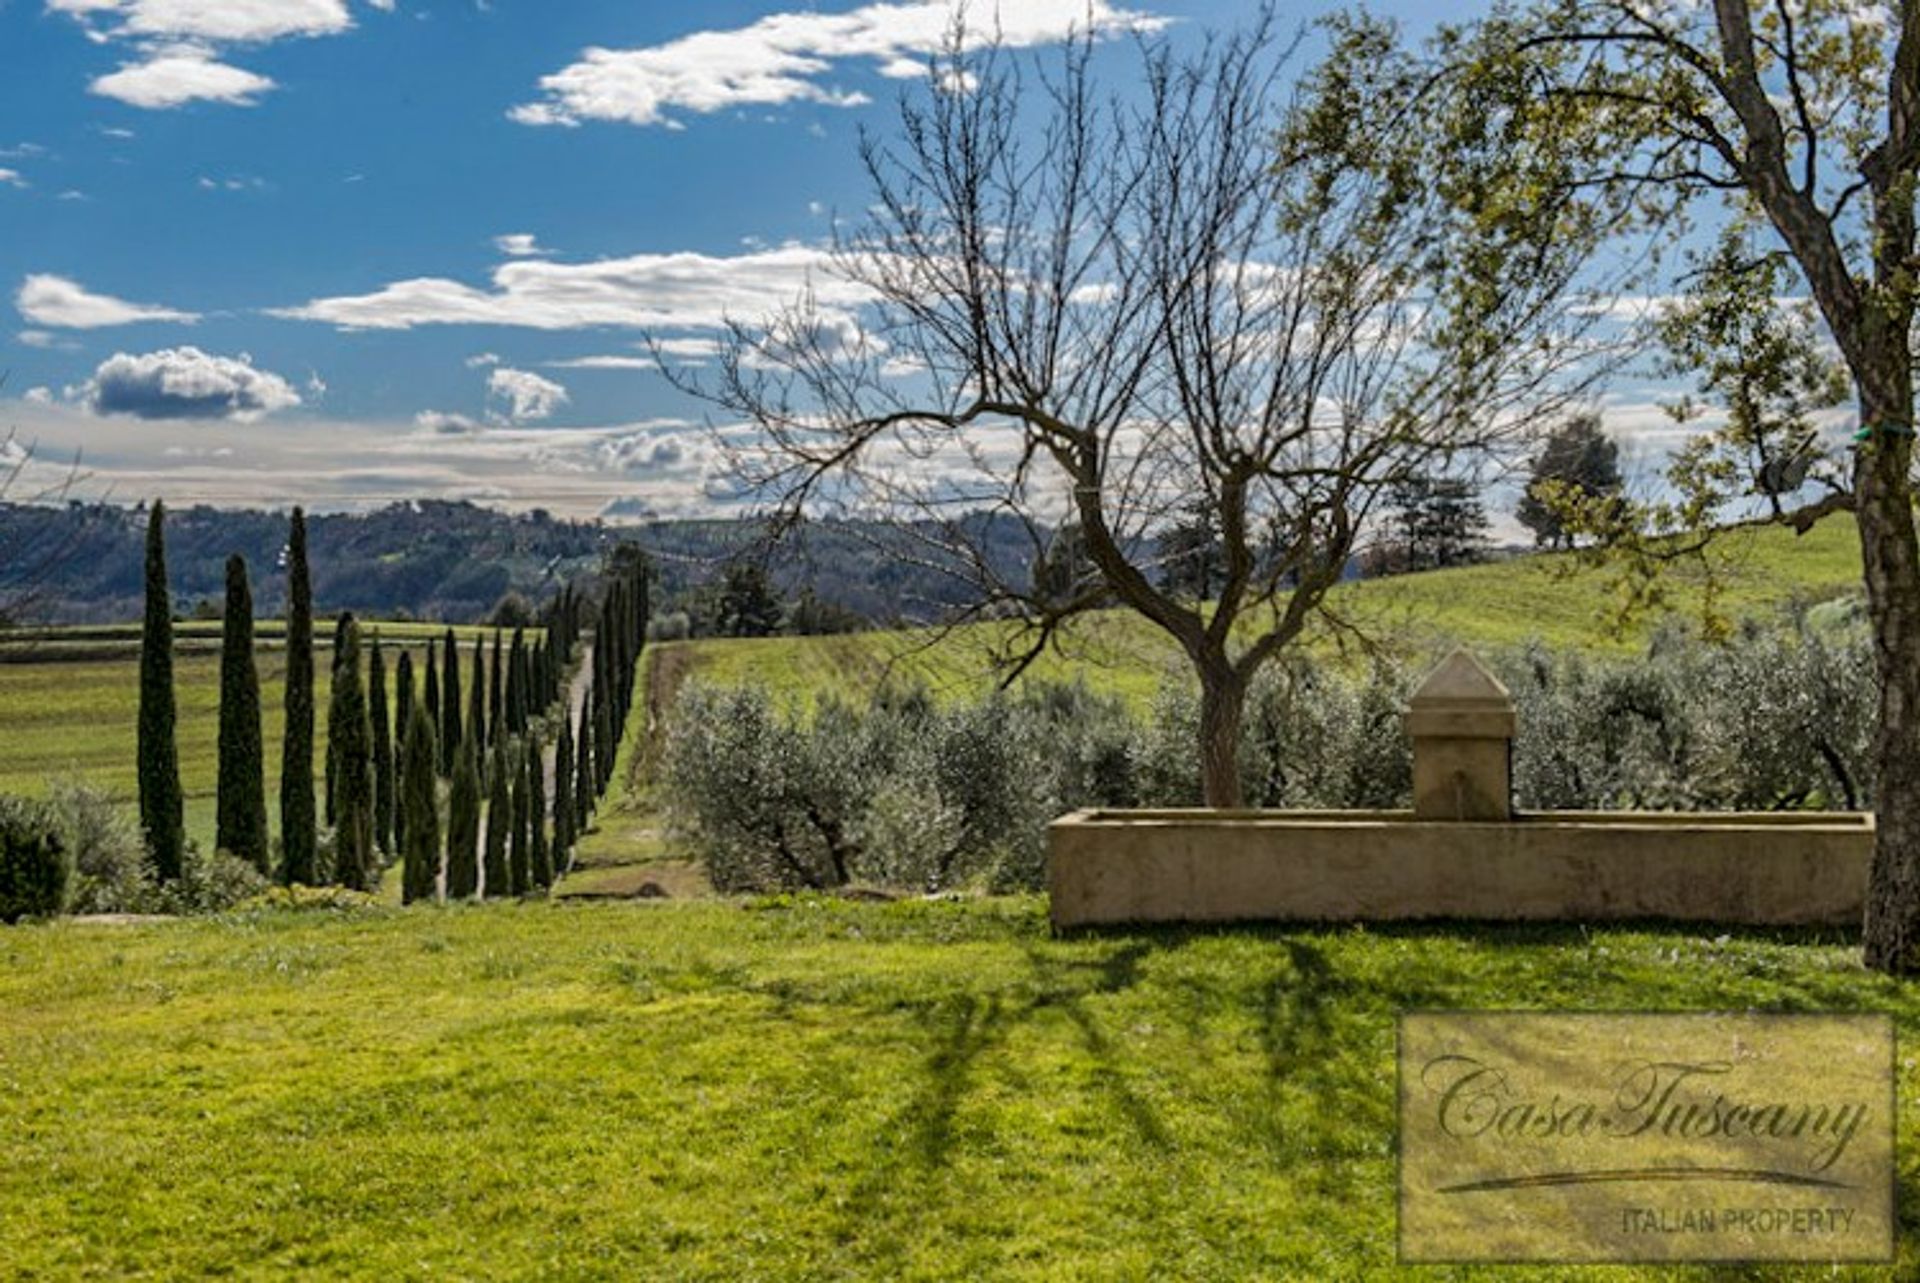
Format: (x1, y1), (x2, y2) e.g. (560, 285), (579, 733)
(0, 897), (1912, 1280)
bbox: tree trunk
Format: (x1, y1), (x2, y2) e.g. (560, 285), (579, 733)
(1856, 363), (1920, 971)
(1198, 664), (1246, 809)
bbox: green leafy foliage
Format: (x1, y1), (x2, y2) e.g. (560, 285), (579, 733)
(0, 795), (69, 922)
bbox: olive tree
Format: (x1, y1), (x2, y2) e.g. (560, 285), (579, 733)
(679, 16), (1611, 805)
(1443, 0), (1920, 970)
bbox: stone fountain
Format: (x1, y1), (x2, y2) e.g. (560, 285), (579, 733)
(1048, 649), (1873, 928)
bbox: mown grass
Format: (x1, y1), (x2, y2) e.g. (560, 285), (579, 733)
(0, 636), (445, 852)
(0, 897), (1913, 1280)
(669, 516), (1864, 712)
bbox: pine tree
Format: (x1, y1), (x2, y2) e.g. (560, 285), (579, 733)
(279, 506), (317, 885)
(329, 620), (376, 892)
(552, 707), (575, 877)
(325, 610), (352, 827)
(424, 644), (441, 773)
(368, 634), (394, 858)
(483, 741), (511, 900)
(529, 735), (551, 891)
(467, 635), (488, 763)
(441, 627), (462, 774)
(137, 499), (186, 881)
(509, 746), (532, 896)
(400, 702), (439, 904)
(215, 554), (269, 872)
(446, 738), (481, 900)
(393, 649), (414, 856)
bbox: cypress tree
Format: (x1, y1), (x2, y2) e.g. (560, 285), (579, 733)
(483, 742), (511, 900)
(575, 700), (595, 824)
(137, 500), (185, 881)
(552, 707), (574, 876)
(215, 554), (269, 872)
(369, 633), (394, 858)
(489, 631), (504, 748)
(329, 621), (376, 892)
(441, 627), (462, 774)
(424, 644), (441, 771)
(325, 610), (352, 827)
(467, 635), (487, 762)
(393, 650), (414, 855)
(280, 506), (317, 885)
(529, 735), (551, 891)
(509, 747), (531, 896)
(446, 738), (481, 900)
(595, 674), (615, 792)
(400, 702), (439, 904)
(506, 628), (526, 733)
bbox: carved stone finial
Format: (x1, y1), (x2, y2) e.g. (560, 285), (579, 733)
(1405, 649), (1514, 821)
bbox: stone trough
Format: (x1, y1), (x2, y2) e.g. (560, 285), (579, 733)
(1047, 651), (1874, 929)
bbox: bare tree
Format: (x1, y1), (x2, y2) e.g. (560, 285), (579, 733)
(676, 15), (1614, 805)
(0, 379), (92, 634)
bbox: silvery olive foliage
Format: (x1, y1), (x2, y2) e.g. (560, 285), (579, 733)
(665, 614), (1879, 893)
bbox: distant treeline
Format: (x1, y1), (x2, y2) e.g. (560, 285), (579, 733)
(0, 500), (1040, 629)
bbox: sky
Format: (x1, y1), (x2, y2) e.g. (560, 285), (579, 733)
(0, 0), (1697, 523)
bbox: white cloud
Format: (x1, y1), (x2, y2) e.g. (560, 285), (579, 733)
(493, 232), (549, 258)
(80, 346), (301, 420)
(49, 0), (352, 44)
(367, 0), (395, 11)
(511, 0), (1168, 129)
(414, 409), (483, 434)
(0, 170), (25, 188)
(90, 46), (277, 109)
(23, 386), (54, 405)
(487, 366), (569, 422)
(464, 351), (501, 368)
(17, 274), (199, 328)
(545, 355), (655, 371)
(272, 243), (872, 332)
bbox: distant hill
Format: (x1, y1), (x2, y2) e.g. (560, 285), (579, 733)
(0, 501), (1043, 627)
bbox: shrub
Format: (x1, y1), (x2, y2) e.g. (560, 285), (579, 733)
(47, 779), (147, 914)
(662, 616), (1882, 896)
(0, 796), (70, 923)
(145, 845), (269, 916)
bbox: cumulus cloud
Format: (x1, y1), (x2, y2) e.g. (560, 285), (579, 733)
(464, 351), (501, 368)
(272, 243), (871, 332)
(17, 273), (199, 328)
(80, 346), (301, 420)
(0, 169), (25, 188)
(511, 0), (1168, 129)
(50, 0), (352, 44)
(487, 366), (568, 422)
(90, 46), (277, 109)
(53, 1), (359, 110)
(493, 233), (549, 258)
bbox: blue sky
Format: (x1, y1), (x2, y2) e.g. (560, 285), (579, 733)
(0, 0), (1682, 522)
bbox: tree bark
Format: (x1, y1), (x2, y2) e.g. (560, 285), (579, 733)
(1198, 662), (1247, 809)
(1855, 359), (1920, 970)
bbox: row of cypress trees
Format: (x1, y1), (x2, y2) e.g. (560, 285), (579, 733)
(136, 500), (640, 900)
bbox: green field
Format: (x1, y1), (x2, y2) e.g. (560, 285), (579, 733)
(0, 898), (1910, 1280)
(0, 625), (530, 853)
(663, 516), (1865, 713)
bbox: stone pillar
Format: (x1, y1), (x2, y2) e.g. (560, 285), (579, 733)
(1405, 649), (1515, 822)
